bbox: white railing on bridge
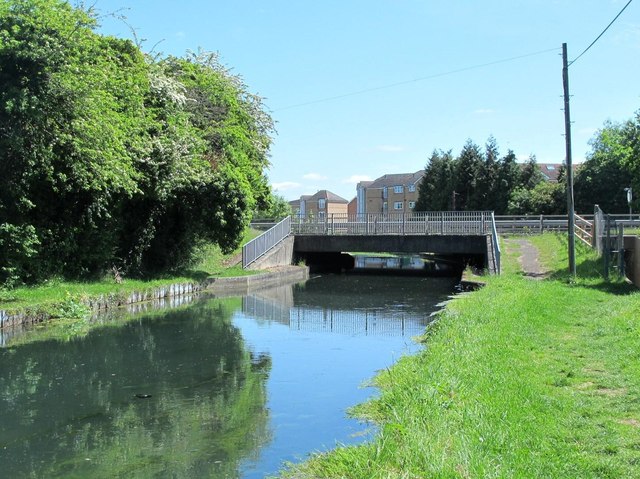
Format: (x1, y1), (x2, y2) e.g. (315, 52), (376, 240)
(242, 216), (291, 268)
(291, 211), (495, 236)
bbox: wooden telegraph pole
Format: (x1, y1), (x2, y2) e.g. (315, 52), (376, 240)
(562, 43), (577, 277)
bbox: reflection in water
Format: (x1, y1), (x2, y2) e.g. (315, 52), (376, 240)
(243, 274), (450, 337)
(354, 255), (426, 270)
(0, 299), (271, 479)
(1, 274), (455, 478)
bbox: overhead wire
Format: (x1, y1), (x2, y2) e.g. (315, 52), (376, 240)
(569, 0), (634, 66)
(274, 47), (560, 111)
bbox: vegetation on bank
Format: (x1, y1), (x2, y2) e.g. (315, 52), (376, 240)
(0, 0), (275, 288)
(417, 106), (640, 217)
(0, 228), (259, 314)
(278, 233), (640, 478)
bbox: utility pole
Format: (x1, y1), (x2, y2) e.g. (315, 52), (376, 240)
(562, 43), (576, 277)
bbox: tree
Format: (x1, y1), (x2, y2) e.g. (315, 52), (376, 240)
(494, 150), (520, 214)
(253, 194), (292, 220)
(416, 138), (539, 214)
(470, 136), (500, 211)
(415, 150), (455, 211)
(574, 119), (637, 213)
(508, 181), (565, 215)
(0, 1), (275, 284)
(454, 140), (484, 210)
(519, 155), (545, 190)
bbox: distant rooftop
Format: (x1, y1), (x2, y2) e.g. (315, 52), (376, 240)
(367, 170), (424, 189)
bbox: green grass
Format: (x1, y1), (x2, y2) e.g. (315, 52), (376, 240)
(0, 228), (261, 312)
(277, 233), (640, 478)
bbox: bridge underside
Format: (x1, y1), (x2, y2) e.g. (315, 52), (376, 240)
(294, 234), (492, 275)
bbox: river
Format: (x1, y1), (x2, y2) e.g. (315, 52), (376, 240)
(0, 273), (455, 478)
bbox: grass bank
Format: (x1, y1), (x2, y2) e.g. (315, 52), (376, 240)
(0, 229), (260, 312)
(278, 233), (640, 478)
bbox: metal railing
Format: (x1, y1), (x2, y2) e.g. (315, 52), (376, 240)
(291, 211), (495, 236)
(494, 213), (640, 236)
(242, 216), (291, 268)
(490, 212), (501, 274)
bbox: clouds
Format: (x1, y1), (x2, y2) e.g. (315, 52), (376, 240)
(342, 175), (373, 184)
(474, 108), (495, 115)
(303, 172), (328, 180)
(272, 181), (301, 191)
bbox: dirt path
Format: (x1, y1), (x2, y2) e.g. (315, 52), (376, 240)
(503, 238), (548, 279)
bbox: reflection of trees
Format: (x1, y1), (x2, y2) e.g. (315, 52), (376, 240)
(0, 298), (272, 478)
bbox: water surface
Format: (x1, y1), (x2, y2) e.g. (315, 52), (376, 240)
(0, 274), (454, 478)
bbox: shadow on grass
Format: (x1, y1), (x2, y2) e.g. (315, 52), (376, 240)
(546, 256), (637, 296)
(166, 269), (212, 282)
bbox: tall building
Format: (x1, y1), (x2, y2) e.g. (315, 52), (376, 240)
(357, 171), (424, 215)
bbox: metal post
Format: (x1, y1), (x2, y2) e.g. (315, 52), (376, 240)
(562, 43), (577, 277)
(618, 224), (625, 278)
(604, 214), (611, 279)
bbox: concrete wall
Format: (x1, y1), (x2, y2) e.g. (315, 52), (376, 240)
(293, 234), (489, 255)
(0, 265), (309, 337)
(247, 236), (295, 270)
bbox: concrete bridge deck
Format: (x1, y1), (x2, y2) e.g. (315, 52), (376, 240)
(243, 212), (501, 274)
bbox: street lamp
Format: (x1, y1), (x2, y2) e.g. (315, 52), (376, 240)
(451, 191), (460, 211)
(624, 187), (633, 221)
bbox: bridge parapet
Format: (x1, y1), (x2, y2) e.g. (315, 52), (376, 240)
(292, 211), (494, 236)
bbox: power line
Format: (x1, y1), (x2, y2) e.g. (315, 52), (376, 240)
(274, 47), (560, 112)
(569, 0), (634, 66)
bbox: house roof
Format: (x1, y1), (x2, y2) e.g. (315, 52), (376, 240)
(537, 163), (562, 182)
(524, 163), (579, 182)
(367, 170), (424, 189)
(304, 190), (349, 204)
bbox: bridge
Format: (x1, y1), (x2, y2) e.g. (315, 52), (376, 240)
(243, 211), (501, 275)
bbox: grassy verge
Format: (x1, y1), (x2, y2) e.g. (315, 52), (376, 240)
(277, 233), (640, 478)
(0, 229), (261, 312)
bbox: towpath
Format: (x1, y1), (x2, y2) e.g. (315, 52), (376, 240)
(503, 238), (548, 279)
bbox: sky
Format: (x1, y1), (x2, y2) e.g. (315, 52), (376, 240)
(94, 1), (640, 202)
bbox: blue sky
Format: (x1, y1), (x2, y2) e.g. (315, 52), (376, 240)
(95, 1), (640, 201)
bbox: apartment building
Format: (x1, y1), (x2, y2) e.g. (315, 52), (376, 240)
(356, 170), (424, 215)
(289, 190), (349, 219)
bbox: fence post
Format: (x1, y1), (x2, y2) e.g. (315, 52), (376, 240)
(440, 212), (444, 234)
(604, 214), (611, 279)
(618, 224), (625, 278)
(539, 215), (544, 233)
(593, 204), (599, 249)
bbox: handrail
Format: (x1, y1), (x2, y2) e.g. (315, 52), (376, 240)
(490, 212), (501, 274)
(242, 216), (291, 268)
(291, 211), (494, 236)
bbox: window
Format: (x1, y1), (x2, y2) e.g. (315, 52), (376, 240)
(394, 185), (403, 194)
(318, 211), (325, 220)
(383, 201), (388, 211)
(408, 184), (416, 192)
(409, 201), (416, 209)
(318, 199), (326, 209)
(382, 187), (388, 199)
(394, 202), (403, 210)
